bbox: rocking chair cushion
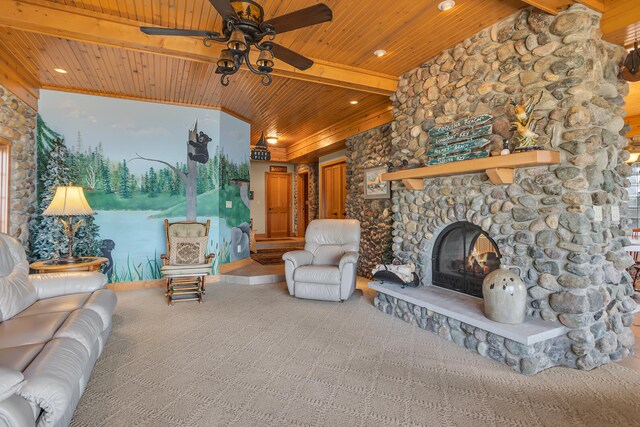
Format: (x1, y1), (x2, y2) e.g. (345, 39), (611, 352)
(160, 263), (211, 277)
(169, 236), (208, 265)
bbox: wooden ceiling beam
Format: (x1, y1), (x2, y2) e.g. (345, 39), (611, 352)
(601, 0), (640, 39)
(0, 0), (397, 96)
(0, 38), (39, 109)
(286, 102), (393, 162)
(519, 1), (574, 15)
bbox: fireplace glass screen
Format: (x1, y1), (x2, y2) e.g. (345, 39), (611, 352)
(432, 222), (500, 298)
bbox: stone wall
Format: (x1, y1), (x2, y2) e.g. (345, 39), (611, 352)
(0, 85), (37, 248)
(293, 162), (319, 235)
(386, 4), (636, 370)
(345, 124), (394, 277)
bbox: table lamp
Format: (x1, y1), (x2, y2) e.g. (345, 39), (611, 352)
(43, 185), (96, 264)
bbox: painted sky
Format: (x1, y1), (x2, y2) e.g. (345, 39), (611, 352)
(39, 90), (250, 174)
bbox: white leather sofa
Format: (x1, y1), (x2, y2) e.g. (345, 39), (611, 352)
(282, 219), (360, 301)
(0, 233), (117, 427)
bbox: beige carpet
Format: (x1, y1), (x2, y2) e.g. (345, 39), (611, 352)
(72, 282), (640, 427)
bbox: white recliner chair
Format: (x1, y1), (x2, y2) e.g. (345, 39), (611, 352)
(282, 219), (360, 302)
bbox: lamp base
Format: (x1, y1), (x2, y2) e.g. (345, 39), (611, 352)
(54, 256), (84, 265)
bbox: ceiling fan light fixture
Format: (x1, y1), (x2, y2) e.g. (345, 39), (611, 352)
(438, 0), (456, 11)
(54, 68), (68, 74)
(350, 100), (359, 105)
(373, 49), (387, 57)
(266, 136), (278, 144)
(257, 49), (275, 69)
(227, 29), (248, 52)
(217, 49), (235, 69)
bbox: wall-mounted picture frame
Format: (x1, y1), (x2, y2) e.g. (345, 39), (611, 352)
(269, 165), (287, 172)
(364, 166), (390, 199)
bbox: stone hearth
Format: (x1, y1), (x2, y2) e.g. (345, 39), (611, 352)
(370, 4), (638, 374)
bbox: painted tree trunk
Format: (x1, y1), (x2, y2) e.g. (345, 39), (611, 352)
(185, 141), (198, 221)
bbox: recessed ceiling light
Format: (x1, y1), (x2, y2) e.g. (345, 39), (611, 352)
(54, 68), (68, 74)
(373, 49), (387, 57)
(350, 100), (359, 105)
(438, 0), (455, 11)
(266, 136), (278, 144)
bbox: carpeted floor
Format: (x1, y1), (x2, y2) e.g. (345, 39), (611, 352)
(72, 282), (640, 427)
(251, 247), (304, 265)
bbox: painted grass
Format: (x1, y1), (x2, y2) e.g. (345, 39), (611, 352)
(86, 190), (184, 211)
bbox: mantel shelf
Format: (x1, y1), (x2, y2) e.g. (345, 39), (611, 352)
(382, 150), (560, 189)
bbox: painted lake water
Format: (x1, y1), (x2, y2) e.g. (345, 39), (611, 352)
(94, 210), (231, 281)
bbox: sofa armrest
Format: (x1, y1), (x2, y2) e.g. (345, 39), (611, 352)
(282, 250), (313, 269)
(339, 252), (359, 271)
(30, 272), (107, 300)
(0, 368), (24, 402)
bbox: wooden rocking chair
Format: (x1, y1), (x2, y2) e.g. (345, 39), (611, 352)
(160, 219), (215, 305)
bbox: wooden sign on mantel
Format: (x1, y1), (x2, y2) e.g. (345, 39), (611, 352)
(427, 115), (493, 166)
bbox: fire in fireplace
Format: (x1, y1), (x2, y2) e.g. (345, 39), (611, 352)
(432, 222), (500, 298)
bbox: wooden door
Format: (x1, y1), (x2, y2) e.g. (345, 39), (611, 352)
(321, 160), (347, 219)
(296, 171), (309, 237)
(266, 172), (291, 238)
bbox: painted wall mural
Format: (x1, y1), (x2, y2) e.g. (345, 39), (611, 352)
(32, 90), (251, 282)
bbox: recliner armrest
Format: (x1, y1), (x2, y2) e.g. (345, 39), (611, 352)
(30, 271), (107, 300)
(339, 252), (359, 271)
(282, 250), (313, 269)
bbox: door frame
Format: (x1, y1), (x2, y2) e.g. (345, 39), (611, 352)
(265, 171), (292, 238)
(0, 138), (11, 234)
(319, 157), (347, 219)
(296, 170), (309, 237)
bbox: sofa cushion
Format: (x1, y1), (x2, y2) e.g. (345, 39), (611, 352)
(15, 293), (91, 318)
(54, 309), (103, 354)
(294, 265), (341, 285)
(312, 245), (346, 266)
(18, 338), (90, 427)
(0, 367), (25, 401)
(0, 343), (46, 371)
(0, 312), (68, 350)
(294, 282), (341, 301)
(83, 289), (117, 331)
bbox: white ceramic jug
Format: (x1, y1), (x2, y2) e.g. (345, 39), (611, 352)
(482, 265), (527, 324)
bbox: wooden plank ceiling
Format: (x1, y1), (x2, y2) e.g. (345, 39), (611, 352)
(0, 0), (525, 150)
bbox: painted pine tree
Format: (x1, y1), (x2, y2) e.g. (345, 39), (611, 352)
(119, 160), (132, 198)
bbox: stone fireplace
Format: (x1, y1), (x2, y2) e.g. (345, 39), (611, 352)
(432, 221), (500, 297)
(369, 4), (638, 374)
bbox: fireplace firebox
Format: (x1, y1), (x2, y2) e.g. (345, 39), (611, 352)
(432, 222), (500, 298)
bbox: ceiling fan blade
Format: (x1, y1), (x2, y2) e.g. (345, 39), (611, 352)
(140, 27), (212, 37)
(265, 43), (314, 71)
(209, 0), (239, 20)
(263, 4), (332, 34)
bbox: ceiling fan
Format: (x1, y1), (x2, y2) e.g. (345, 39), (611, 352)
(621, 40), (640, 83)
(140, 0), (333, 86)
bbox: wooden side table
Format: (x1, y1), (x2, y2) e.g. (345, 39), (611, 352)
(29, 257), (108, 274)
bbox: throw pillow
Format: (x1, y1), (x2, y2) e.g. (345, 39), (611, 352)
(169, 235), (208, 265)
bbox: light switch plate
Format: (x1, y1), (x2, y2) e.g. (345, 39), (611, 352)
(226, 200), (232, 209)
(593, 206), (603, 222)
(611, 205), (620, 222)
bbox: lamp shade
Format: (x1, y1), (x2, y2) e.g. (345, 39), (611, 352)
(43, 186), (95, 216)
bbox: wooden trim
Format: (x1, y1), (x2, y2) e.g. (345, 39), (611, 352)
(486, 168), (515, 185)
(402, 179), (424, 191)
(255, 233), (267, 240)
(626, 115), (640, 138)
(42, 84), (250, 123)
(286, 103), (393, 162)
(0, 0), (397, 95)
(383, 151), (560, 185)
(0, 138), (11, 234)
(296, 170), (310, 238)
(265, 171), (292, 238)
(519, 0), (573, 14)
(575, 0), (605, 12)
(0, 39), (39, 109)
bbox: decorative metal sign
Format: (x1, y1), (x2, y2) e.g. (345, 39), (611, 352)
(428, 115), (493, 138)
(426, 114), (493, 167)
(427, 138), (490, 157)
(431, 124), (493, 147)
(427, 151), (489, 166)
